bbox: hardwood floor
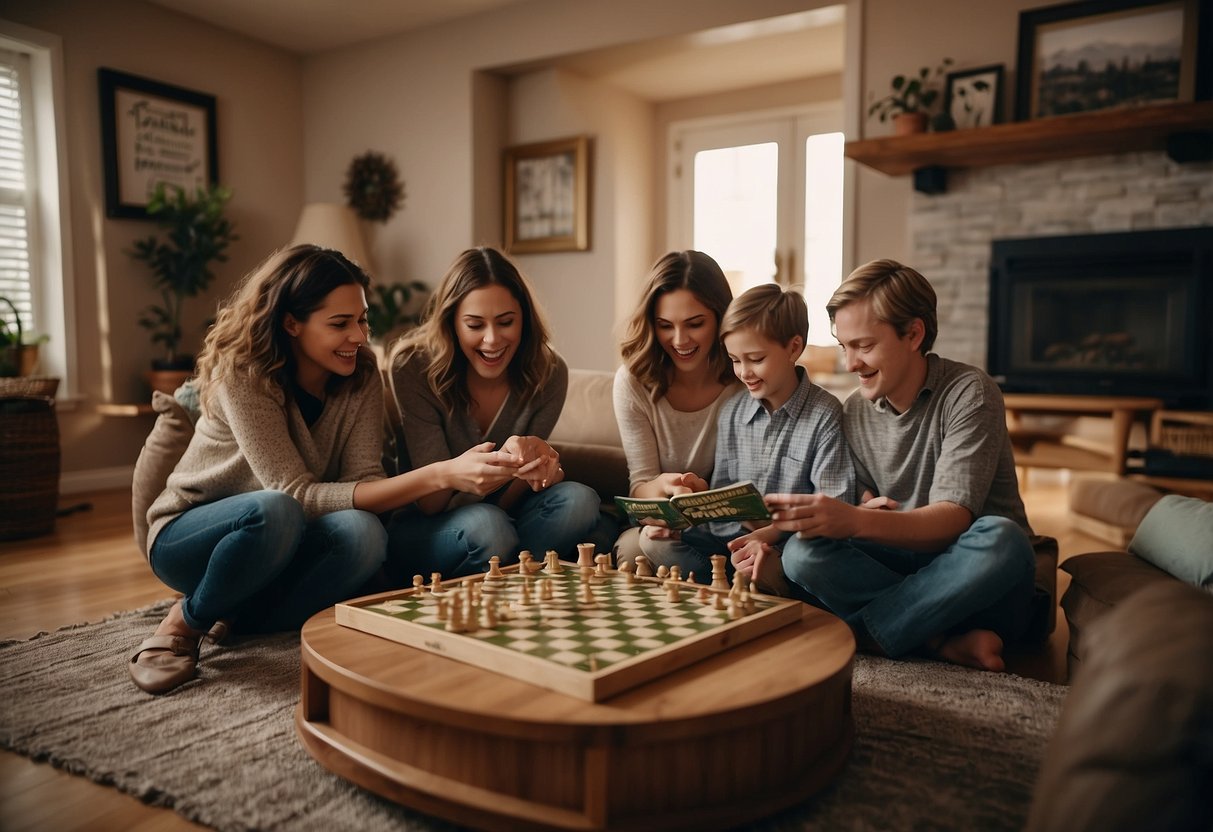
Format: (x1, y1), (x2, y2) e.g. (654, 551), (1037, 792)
(0, 479), (1104, 831)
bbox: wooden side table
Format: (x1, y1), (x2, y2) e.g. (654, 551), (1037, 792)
(296, 604), (855, 831)
(1003, 394), (1163, 475)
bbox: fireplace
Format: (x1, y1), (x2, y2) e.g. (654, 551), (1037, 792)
(988, 227), (1213, 408)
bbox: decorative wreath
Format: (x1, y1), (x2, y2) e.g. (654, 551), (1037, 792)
(343, 151), (404, 222)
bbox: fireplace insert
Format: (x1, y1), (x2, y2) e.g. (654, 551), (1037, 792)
(988, 227), (1213, 408)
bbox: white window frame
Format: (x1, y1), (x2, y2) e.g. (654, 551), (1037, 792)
(0, 21), (77, 400)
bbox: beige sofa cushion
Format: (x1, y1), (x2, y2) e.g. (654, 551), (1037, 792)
(550, 368), (621, 447)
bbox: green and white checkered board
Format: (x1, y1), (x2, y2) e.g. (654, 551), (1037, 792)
(356, 567), (784, 674)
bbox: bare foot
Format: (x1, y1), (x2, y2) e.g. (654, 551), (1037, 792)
(153, 599), (206, 640)
(933, 629), (1006, 672)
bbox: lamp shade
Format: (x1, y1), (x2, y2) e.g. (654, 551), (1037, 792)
(288, 203), (372, 270)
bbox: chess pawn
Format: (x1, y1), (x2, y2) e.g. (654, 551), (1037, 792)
(710, 554), (729, 591)
(619, 561), (636, 585)
(666, 579), (681, 603)
(635, 555), (653, 578)
(656, 564), (670, 580)
(480, 601), (498, 630)
(412, 574), (425, 595)
(540, 578), (555, 602)
(446, 599), (465, 631)
(727, 595), (742, 620)
(669, 565), (681, 583)
(712, 591), (725, 611)
(544, 550), (563, 574)
(486, 555), (506, 581)
(436, 597), (449, 621)
(579, 581), (598, 608)
(518, 550), (537, 574)
(697, 585), (710, 605)
(430, 572), (445, 595)
(576, 542), (596, 569)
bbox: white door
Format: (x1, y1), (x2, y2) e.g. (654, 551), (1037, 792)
(669, 105), (844, 345)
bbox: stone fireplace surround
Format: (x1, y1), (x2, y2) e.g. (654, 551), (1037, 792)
(908, 151), (1213, 371)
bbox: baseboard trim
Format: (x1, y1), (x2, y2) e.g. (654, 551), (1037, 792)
(61, 466), (133, 495)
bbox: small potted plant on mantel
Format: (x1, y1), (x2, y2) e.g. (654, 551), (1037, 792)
(0, 296), (49, 379)
(868, 58), (953, 136)
(129, 181), (238, 394)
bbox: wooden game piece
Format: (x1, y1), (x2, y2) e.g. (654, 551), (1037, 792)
(619, 561), (636, 585)
(635, 555), (653, 578)
(541, 579), (555, 602)
(579, 581), (597, 608)
(669, 565), (681, 583)
(730, 572), (744, 600)
(595, 553), (611, 577)
(480, 600), (497, 630)
(657, 564), (670, 580)
(544, 550), (563, 574)
(727, 594), (742, 620)
(519, 580), (533, 606)
(697, 586), (710, 605)
(519, 550), (540, 574)
(486, 556), (505, 581)
(412, 575), (425, 595)
(666, 579), (681, 603)
(710, 554), (729, 591)
(436, 597), (449, 621)
(446, 599), (465, 632)
(686, 571), (695, 585)
(430, 572), (445, 595)
(712, 591), (725, 611)
(576, 542), (595, 569)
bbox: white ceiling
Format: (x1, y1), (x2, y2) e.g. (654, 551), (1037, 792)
(147, 1), (844, 101)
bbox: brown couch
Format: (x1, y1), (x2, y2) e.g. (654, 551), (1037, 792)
(1028, 494), (1213, 831)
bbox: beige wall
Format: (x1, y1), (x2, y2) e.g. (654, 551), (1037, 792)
(300, 0), (837, 366)
(2, 0), (304, 484)
(853, 0), (1037, 266)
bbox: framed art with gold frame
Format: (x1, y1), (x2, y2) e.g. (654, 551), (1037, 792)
(503, 136), (590, 254)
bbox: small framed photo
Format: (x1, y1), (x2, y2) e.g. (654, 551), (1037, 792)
(1015, 0), (1211, 122)
(504, 136), (590, 254)
(945, 64), (1005, 128)
(98, 68), (218, 219)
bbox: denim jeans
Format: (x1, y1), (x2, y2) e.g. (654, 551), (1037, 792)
(150, 490), (387, 633)
(781, 515), (1036, 657)
(386, 481), (601, 581)
(635, 525), (739, 584)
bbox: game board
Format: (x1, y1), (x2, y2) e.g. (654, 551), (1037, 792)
(336, 550), (803, 702)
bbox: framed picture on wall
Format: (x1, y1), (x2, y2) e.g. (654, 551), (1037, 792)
(503, 136), (590, 254)
(945, 64), (1005, 128)
(98, 68), (218, 219)
(1014, 0), (1211, 122)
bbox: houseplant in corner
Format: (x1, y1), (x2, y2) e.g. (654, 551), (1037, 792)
(129, 182), (237, 394)
(0, 295), (49, 380)
(868, 58), (953, 135)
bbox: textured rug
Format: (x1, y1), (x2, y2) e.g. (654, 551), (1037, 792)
(1, 599), (1066, 831)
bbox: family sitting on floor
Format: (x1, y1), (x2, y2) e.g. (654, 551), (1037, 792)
(129, 244), (1036, 695)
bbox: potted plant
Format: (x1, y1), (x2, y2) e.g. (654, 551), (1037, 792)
(129, 182), (237, 393)
(366, 280), (429, 354)
(0, 295), (48, 378)
(868, 58), (953, 135)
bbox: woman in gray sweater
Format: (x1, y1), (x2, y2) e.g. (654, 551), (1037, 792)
(132, 246), (519, 695)
(385, 247), (600, 581)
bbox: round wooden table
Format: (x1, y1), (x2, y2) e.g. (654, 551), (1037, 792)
(296, 603), (854, 831)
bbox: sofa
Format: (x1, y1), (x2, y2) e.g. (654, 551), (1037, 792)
(1027, 494), (1213, 831)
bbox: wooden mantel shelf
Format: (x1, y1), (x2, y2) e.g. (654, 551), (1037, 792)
(845, 101), (1213, 178)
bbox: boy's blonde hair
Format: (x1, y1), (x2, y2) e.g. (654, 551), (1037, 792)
(827, 259), (938, 354)
(719, 283), (808, 348)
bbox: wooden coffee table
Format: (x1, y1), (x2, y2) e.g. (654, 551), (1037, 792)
(296, 603), (854, 831)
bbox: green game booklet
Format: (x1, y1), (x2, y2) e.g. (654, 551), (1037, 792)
(613, 481), (771, 530)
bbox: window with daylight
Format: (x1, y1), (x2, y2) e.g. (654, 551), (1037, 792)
(0, 24), (74, 395)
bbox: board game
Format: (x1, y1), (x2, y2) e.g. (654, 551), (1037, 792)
(336, 547), (803, 702)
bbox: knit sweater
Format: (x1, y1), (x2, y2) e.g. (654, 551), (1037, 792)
(145, 371), (386, 552)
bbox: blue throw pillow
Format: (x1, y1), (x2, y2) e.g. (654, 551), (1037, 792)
(1128, 494), (1213, 592)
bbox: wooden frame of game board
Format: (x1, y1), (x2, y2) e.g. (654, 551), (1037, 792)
(336, 563), (803, 702)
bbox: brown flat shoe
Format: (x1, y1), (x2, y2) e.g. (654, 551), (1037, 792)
(128, 634), (201, 694)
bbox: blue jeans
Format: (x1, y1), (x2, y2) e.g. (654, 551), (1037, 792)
(386, 481), (601, 581)
(149, 491), (387, 633)
(781, 515), (1036, 657)
(636, 525), (740, 584)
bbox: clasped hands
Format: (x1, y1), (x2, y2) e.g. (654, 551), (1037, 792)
(451, 435), (563, 495)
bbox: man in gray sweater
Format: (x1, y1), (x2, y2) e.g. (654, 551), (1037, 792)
(754, 259), (1036, 672)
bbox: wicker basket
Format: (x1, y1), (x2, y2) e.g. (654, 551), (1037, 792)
(0, 376), (60, 399)
(1152, 411), (1213, 459)
(0, 395), (60, 540)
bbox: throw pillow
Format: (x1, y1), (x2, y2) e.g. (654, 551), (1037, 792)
(131, 390), (195, 556)
(1128, 494), (1213, 592)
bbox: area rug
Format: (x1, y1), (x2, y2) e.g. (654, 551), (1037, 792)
(0, 599), (1066, 831)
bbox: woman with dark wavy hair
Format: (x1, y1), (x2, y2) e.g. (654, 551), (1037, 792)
(385, 246), (599, 580)
(131, 245), (508, 695)
(612, 250), (740, 566)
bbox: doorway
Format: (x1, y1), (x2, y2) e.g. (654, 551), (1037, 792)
(668, 103), (844, 345)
